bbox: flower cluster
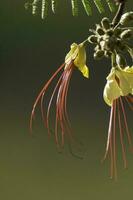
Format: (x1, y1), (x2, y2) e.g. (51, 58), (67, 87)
(103, 66), (133, 179)
(30, 11), (133, 179)
(88, 14), (133, 66)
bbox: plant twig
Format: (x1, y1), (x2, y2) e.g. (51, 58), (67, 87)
(112, 0), (127, 26)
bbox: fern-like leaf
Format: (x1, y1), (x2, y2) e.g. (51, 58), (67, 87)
(25, 0), (116, 19)
(94, 0), (105, 13)
(71, 0), (79, 16)
(106, 0), (116, 12)
(81, 0), (92, 16)
(32, 0), (40, 15)
(51, 0), (58, 14)
(42, 0), (49, 19)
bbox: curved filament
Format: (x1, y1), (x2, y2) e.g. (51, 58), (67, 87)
(30, 63), (65, 132)
(117, 99), (127, 169)
(120, 97), (133, 152)
(30, 61), (75, 149)
(104, 95), (133, 179)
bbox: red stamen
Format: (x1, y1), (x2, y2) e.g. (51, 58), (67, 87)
(55, 66), (73, 147)
(117, 99), (127, 169)
(113, 100), (117, 180)
(125, 96), (133, 110)
(109, 134), (113, 179)
(60, 69), (73, 136)
(30, 63), (65, 133)
(127, 95), (133, 103)
(103, 101), (114, 161)
(120, 97), (133, 152)
(46, 74), (63, 137)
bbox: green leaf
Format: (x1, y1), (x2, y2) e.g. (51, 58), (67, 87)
(41, 0), (49, 19)
(94, 0), (105, 13)
(32, 0), (40, 15)
(51, 0), (58, 14)
(71, 0), (79, 16)
(81, 0), (92, 16)
(106, 0), (116, 12)
(25, 0), (116, 19)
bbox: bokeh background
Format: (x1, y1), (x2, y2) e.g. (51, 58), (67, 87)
(0, 0), (133, 199)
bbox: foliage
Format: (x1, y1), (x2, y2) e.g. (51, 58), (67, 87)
(25, 0), (116, 19)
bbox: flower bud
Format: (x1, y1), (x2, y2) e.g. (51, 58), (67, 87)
(101, 17), (110, 30)
(88, 35), (98, 44)
(120, 12), (133, 25)
(121, 29), (133, 40)
(96, 25), (105, 35)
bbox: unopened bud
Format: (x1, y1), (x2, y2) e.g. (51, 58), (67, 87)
(121, 30), (133, 40)
(101, 17), (110, 30)
(88, 35), (98, 44)
(96, 25), (105, 35)
(120, 12), (133, 25)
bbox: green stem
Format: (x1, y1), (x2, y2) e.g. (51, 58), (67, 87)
(112, 1), (126, 26)
(111, 53), (117, 68)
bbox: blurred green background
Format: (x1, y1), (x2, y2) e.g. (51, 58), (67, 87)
(0, 0), (133, 199)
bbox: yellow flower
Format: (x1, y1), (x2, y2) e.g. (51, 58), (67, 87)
(103, 66), (133, 106)
(65, 43), (89, 78)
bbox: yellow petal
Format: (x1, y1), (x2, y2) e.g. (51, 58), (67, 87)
(106, 67), (116, 81)
(103, 79), (121, 106)
(104, 66), (133, 106)
(80, 65), (89, 78)
(121, 66), (133, 94)
(65, 43), (78, 65)
(115, 67), (133, 96)
(74, 43), (89, 78)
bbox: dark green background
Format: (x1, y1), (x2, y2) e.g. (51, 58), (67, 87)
(1, 1), (133, 199)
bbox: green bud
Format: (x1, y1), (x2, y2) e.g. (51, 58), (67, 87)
(94, 50), (104, 59)
(116, 54), (126, 68)
(120, 30), (133, 40)
(88, 35), (98, 44)
(120, 12), (133, 25)
(101, 17), (110, 30)
(96, 24), (105, 35)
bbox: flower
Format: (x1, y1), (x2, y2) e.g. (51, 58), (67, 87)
(30, 42), (89, 149)
(104, 66), (133, 106)
(103, 66), (133, 179)
(65, 43), (89, 78)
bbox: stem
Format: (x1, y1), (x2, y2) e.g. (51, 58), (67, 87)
(112, 0), (126, 26)
(111, 53), (117, 68)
